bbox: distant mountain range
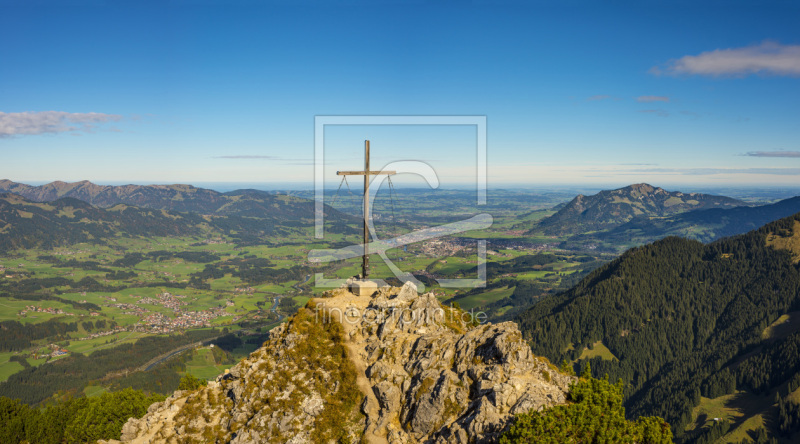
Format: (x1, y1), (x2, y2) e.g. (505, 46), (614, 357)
(0, 180), (227, 212)
(0, 179), (357, 222)
(517, 211), (800, 442)
(532, 183), (747, 236)
(0, 185), (357, 252)
(0, 180), (353, 221)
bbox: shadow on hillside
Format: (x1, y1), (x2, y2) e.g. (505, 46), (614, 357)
(725, 390), (778, 439)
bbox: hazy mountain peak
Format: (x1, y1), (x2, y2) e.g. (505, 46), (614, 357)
(534, 183), (746, 236)
(627, 182), (655, 192)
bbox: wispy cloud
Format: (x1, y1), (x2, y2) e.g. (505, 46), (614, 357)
(744, 151), (800, 158)
(587, 95), (612, 101)
(638, 109), (669, 117)
(651, 41), (800, 77)
(0, 111), (123, 137)
(214, 155), (280, 159)
(214, 155), (310, 164)
(636, 95), (670, 103)
(620, 167), (800, 176)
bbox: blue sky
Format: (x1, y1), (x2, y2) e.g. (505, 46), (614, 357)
(1, 1), (799, 189)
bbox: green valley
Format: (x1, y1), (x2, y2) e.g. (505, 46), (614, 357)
(3, 180), (800, 443)
(0, 182), (611, 407)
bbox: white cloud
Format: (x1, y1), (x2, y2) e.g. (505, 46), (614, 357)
(214, 155), (309, 164)
(0, 111), (123, 137)
(651, 41), (800, 77)
(587, 95), (612, 101)
(624, 167), (800, 176)
(636, 96), (670, 103)
(745, 151), (800, 158)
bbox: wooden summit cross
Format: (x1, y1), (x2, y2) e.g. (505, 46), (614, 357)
(337, 140), (396, 279)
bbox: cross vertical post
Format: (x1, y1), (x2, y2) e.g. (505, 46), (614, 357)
(363, 140), (370, 278)
(337, 140), (396, 280)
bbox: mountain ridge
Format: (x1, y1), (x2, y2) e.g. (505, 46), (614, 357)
(568, 195), (800, 248)
(0, 193), (210, 252)
(0, 192), (354, 252)
(0, 180), (355, 222)
(533, 183), (747, 236)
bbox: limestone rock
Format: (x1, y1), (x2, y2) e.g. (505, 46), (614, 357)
(117, 285), (574, 443)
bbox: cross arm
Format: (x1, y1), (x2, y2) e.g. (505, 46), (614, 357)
(336, 170), (397, 176)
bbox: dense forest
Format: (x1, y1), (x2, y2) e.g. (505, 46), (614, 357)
(190, 255), (310, 287)
(0, 388), (165, 444)
(0, 319), (79, 352)
(516, 212), (800, 441)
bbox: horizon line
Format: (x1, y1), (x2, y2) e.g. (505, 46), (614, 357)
(5, 179), (800, 192)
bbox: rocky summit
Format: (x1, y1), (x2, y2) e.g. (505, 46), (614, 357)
(110, 282), (573, 443)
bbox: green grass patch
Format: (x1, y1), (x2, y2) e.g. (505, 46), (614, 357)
(762, 311), (800, 341)
(67, 331), (146, 355)
(83, 385), (108, 397)
(183, 347), (229, 381)
(494, 305), (513, 316)
(686, 390), (779, 443)
(0, 359), (24, 383)
(454, 286), (515, 311)
(292, 295), (311, 308)
(576, 341), (617, 362)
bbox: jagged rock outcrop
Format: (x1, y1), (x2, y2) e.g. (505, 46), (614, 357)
(113, 307), (364, 444)
(112, 282), (574, 444)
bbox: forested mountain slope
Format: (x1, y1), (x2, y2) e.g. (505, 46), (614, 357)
(517, 212), (800, 442)
(0, 193), (354, 252)
(570, 195), (800, 248)
(0, 193), (209, 251)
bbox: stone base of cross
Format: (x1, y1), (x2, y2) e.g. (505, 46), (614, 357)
(350, 279), (378, 297)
